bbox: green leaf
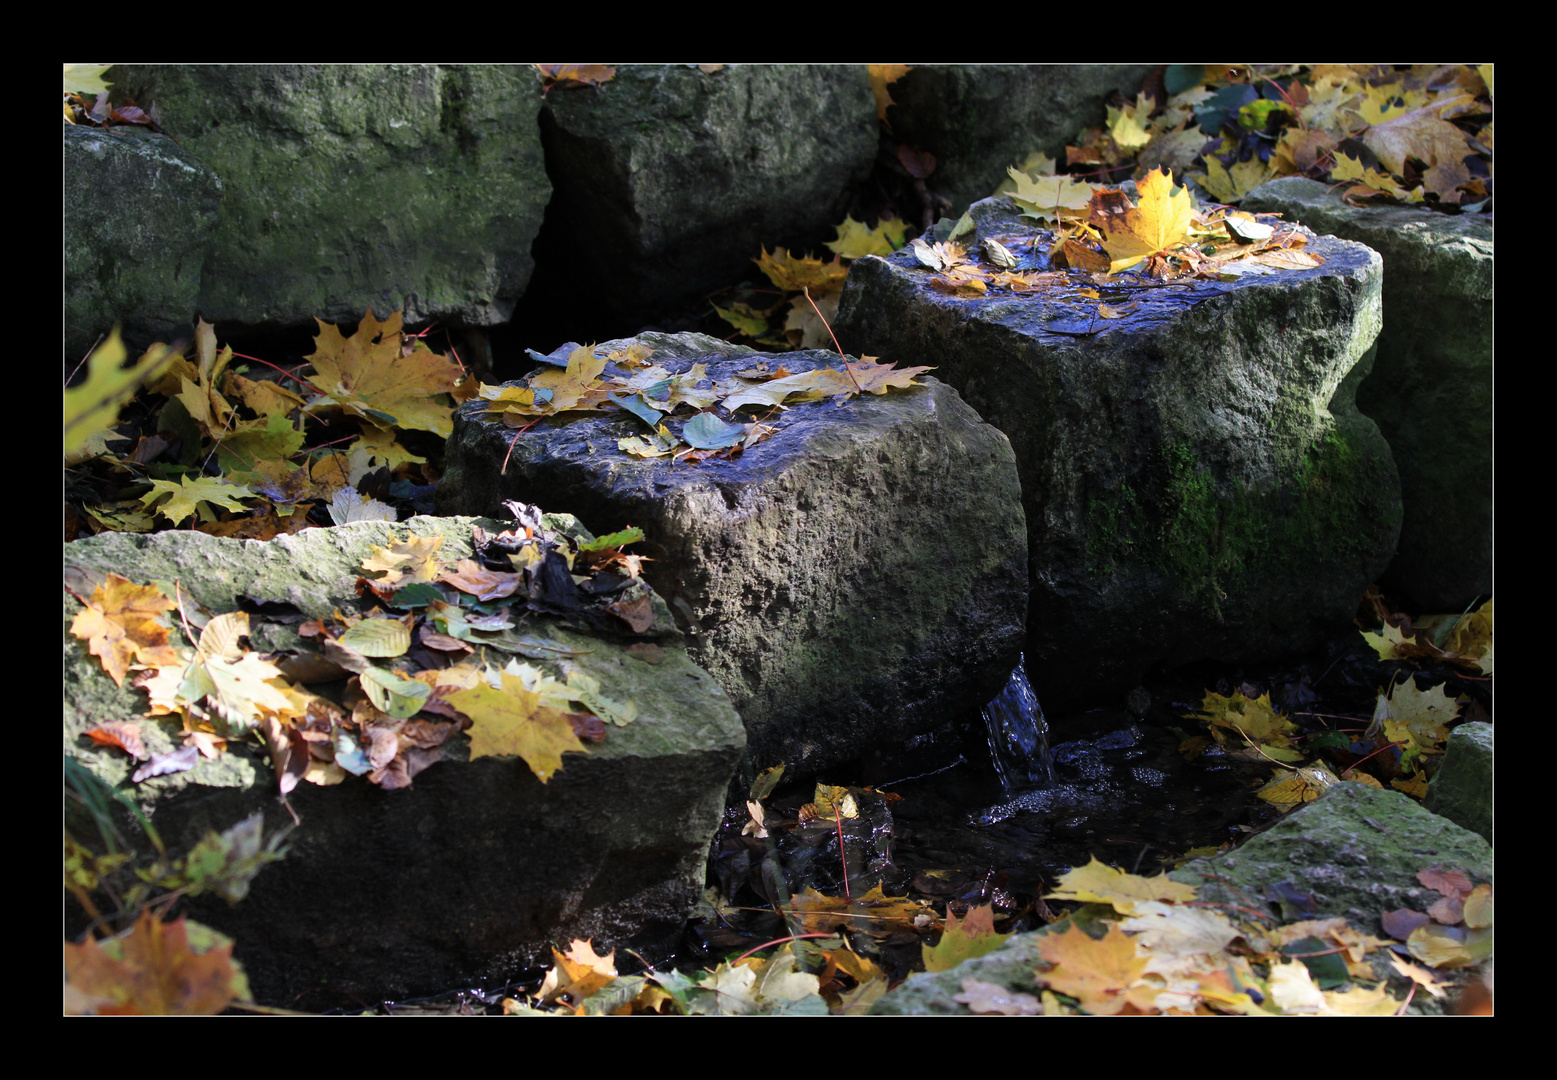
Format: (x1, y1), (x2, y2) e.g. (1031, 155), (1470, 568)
(65, 331), (178, 458)
(682, 412), (746, 450)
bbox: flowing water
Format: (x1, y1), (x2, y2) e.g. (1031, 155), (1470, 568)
(980, 653), (1054, 795)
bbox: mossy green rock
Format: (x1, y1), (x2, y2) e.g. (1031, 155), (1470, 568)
(64, 516), (743, 1006)
(838, 196), (1400, 711)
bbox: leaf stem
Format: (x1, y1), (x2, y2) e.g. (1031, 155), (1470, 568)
(802, 286), (863, 394)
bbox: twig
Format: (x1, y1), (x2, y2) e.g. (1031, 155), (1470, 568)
(802, 287), (863, 395)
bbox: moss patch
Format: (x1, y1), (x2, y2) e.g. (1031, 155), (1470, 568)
(1083, 430), (1389, 616)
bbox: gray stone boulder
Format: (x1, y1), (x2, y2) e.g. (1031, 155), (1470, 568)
(63, 516), (744, 1005)
(1242, 178), (1492, 612)
(101, 64), (549, 336)
(64, 125), (224, 363)
(874, 782), (1491, 1015)
(1425, 721), (1493, 845)
(531, 65), (878, 329)
(836, 196), (1400, 713)
(437, 332), (1028, 781)
(882, 64), (1156, 216)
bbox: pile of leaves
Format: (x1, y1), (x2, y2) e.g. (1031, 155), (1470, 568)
(63, 63), (161, 131)
(492, 851), (1488, 1015)
(68, 505), (655, 799)
(1178, 596), (1491, 811)
(909, 165), (1320, 308)
(478, 340), (932, 463)
(66, 311), (471, 542)
(1044, 63), (1491, 213)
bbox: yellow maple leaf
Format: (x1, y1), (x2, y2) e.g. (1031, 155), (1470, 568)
(787, 885), (925, 937)
(70, 573), (182, 687)
(1106, 94), (1155, 153)
(528, 344), (609, 413)
(304, 310), (465, 437)
(536, 64), (616, 89)
(140, 475), (257, 527)
(1090, 167), (1193, 273)
(826, 215), (907, 260)
(360, 535), (444, 587)
(867, 64), (911, 124)
(536, 939), (618, 1006)
(447, 670), (589, 782)
(140, 611), (297, 735)
(1035, 922), (1149, 1015)
(1372, 680), (1463, 754)
(753, 247), (848, 294)
(1191, 154), (1275, 204)
(1192, 690), (1302, 761)
(1045, 856), (1198, 916)
(1257, 761), (1340, 809)
(64, 911), (246, 1015)
(1006, 167), (1097, 222)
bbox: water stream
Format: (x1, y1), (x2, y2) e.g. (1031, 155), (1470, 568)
(980, 653), (1054, 795)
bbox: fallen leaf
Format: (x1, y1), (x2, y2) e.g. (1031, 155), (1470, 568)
(923, 904), (1012, 972)
(70, 574), (181, 687)
(1034, 921), (1149, 1015)
(447, 670), (590, 782)
(64, 911), (247, 1015)
(1044, 855), (1198, 915)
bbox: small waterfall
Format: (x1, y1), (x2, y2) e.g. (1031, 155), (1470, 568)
(981, 654), (1054, 795)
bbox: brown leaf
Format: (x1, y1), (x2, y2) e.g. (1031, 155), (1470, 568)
(64, 911), (242, 1015)
(70, 574), (181, 687)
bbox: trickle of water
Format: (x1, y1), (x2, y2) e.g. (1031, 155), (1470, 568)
(981, 654), (1054, 795)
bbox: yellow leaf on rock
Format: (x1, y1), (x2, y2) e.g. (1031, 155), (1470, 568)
(845, 357), (934, 395)
(70, 574), (181, 687)
(361, 535), (444, 587)
(447, 670), (589, 782)
(1034, 921), (1149, 1015)
(1090, 167), (1192, 273)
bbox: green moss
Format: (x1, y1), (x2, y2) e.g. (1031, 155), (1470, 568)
(1082, 431), (1384, 616)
